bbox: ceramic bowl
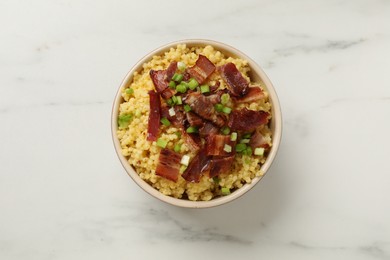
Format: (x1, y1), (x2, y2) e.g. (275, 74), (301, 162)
(111, 39), (282, 208)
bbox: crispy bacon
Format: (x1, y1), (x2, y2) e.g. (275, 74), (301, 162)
(206, 134), (235, 156)
(249, 130), (270, 150)
(160, 104), (185, 128)
(182, 148), (210, 183)
(218, 63), (249, 97)
(150, 69), (174, 99)
(199, 122), (219, 137)
(166, 62), (177, 81)
(182, 130), (201, 151)
(209, 156), (235, 178)
(155, 148), (182, 182)
(228, 108), (269, 132)
(186, 112), (203, 127)
(188, 55), (216, 84)
(147, 90), (161, 141)
(234, 87), (265, 104)
(185, 92), (225, 127)
(209, 81), (221, 93)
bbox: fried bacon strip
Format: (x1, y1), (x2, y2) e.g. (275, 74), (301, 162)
(182, 148), (210, 183)
(234, 87), (265, 103)
(188, 55), (216, 84)
(218, 63), (249, 97)
(155, 148), (182, 182)
(209, 156), (235, 178)
(228, 108), (269, 132)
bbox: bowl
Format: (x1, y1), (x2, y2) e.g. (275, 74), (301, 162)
(111, 39), (282, 208)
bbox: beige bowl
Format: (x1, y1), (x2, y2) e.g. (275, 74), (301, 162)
(111, 39), (282, 208)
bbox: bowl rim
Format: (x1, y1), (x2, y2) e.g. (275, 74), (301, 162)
(111, 39), (282, 208)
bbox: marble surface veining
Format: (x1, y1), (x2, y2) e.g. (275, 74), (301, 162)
(1, 0), (390, 259)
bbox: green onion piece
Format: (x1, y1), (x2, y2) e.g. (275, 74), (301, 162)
(200, 84), (210, 93)
(223, 144), (232, 153)
(177, 62), (186, 71)
(221, 126), (230, 135)
(176, 96), (182, 105)
(187, 78), (199, 90)
(172, 73), (184, 83)
(179, 165), (187, 174)
(168, 81), (176, 89)
(213, 176), (220, 184)
(118, 113), (133, 129)
(186, 126), (198, 134)
(214, 103), (224, 112)
(160, 117), (171, 126)
(125, 88), (134, 95)
(184, 104), (191, 112)
(176, 83), (187, 93)
(242, 133), (252, 139)
(156, 138), (168, 148)
(171, 95), (178, 104)
(230, 132), (237, 141)
(221, 187), (231, 195)
(221, 93), (230, 105)
(254, 147), (265, 156)
(222, 106), (232, 114)
(240, 138), (250, 144)
(174, 143), (181, 153)
(166, 98), (174, 107)
(235, 143), (247, 152)
(175, 131), (182, 139)
(180, 155), (190, 166)
(243, 147), (252, 156)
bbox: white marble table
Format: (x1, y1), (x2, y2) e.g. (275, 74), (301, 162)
(1, 1), (389, 259)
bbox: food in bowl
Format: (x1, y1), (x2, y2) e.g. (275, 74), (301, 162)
(116, 44), (272, 201)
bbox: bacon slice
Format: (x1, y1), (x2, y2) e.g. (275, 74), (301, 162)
(182, 148), (210, 183)
(186, 112), (203, 127)
(155, 148), (182, 182)
(166, 62), (177, 81)
(249, 130), (270, 150)
(209, 156), (235, 178)
(147, 90), (161, 141)
(188, 55), (216, 84)
(234, 87), (265, 104)
(228, 108), (269, 132)
(206, 134), (236, 156)
(185, 92), (225, 127)
(181, 130), (201, 151)
(150, 69), (174, 99)
(199, 122), (219, 137)
(160, 104), (186, 128)
(209, 81), (221, 93)
(218, 63), (249, 97)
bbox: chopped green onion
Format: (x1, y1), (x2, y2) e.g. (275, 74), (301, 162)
(242, 133), (252, 139)
(166, 98), (174, 107)
(168, 107), (176, 116)
(174, 143), (182, 153)
(176, 96), (182, 105)
(168, 81), (176, 89)
(213, 176), (220, 184)
(214, 103), (224, 112)
(156, 138), (168, 148)
(200, 84), (210, 93)
(221, 126), (230, 135)
(172, 73), (183, 82)
(184, 104), (191, 112)
(222, 106), (232, 114)
(177, 62), (186, 71)
(186, 126), (198, 134)
(235, 143), (247, 152)
(175, 131), (182, 139)
(223, 144), (232, 153)
(187, 78), (199, 90)
(240, 139), (250, 144)
(118, 113), (133, 129)
(160, 117), (171, 126)
(179, 165), (187, 174)
(125, 88), (134, 95)
(176, 83), (187, 93)
(171, 95), (178, 104)
(230, 132), (237, 141)
(221, 93), (230, 105)
(243, 147), (252, 156)
(181, 155), (190, 166)
(254, 147), (265, 156)
(221, 187), (230, 195)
